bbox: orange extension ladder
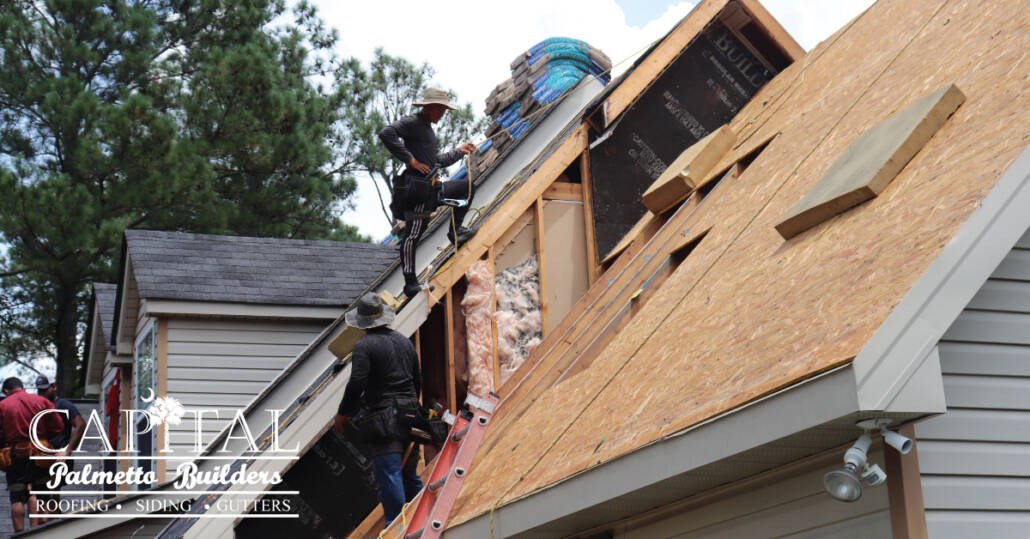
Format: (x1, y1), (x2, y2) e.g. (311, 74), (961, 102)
(379, 392), (500, 539)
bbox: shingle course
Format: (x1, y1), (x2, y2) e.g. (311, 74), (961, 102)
(124, 230), (394, 306)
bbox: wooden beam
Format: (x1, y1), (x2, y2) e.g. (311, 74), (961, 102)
(428, 125), (588, 308)
(534, 198), (550, 336)
(543, 182), (583, 201)
(737, 0), (806, 60)
(579, 151), (599, 285)
(444, 290), (456, 413)
(600, 0), (730, 126)
(488, 246), (501, 390)
(886, 424), (928, 539)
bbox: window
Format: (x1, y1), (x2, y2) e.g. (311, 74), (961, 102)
(134, 321), (156, 485)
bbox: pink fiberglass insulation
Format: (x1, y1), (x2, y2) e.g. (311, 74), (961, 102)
(463, 261), (495, 396)
(494, 257), (543, 384)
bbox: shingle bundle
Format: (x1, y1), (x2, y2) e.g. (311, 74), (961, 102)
(451, 37), (611, 182)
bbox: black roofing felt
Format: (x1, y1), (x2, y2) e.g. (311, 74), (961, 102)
(92, 283), (118, 350)
(123, 230), (395, 307)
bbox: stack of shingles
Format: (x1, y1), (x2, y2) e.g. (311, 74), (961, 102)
(451, 37), (611, 183)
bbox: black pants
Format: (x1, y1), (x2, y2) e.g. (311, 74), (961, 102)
(400, 179), (472, 284)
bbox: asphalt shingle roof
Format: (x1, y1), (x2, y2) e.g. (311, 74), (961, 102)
(124, 230), (395, 307)
(92, 283), (118, 351)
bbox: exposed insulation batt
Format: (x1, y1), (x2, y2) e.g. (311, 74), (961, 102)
(462, 261), (495, 396)
(494, 257), (543, 383)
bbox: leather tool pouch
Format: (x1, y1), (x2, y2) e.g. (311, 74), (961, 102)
(0, 447), (12, 471)
(352, 406), (398, 443)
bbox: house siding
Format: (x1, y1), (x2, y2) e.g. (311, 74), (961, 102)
(916, 227), (1030, 538)
(162, 317), (329, 477)
(614, 448), (890, 539)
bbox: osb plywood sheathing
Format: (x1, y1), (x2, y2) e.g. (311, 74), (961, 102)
(454, 0), (962, 526)
(472, 185), (710, 460)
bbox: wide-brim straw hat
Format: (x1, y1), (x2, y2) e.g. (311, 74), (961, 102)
(345, 293), (396, 329)
(413, 87), (457, 110)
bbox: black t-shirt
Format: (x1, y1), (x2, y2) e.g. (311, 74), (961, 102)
(50, 398), (80, 448)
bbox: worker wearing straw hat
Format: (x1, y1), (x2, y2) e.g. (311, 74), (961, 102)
(379, 87), (478, 298)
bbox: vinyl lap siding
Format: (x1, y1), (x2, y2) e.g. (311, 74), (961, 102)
(163, 318), (329, 475)
(916, 228), (1030, 538)
(616, 449), (890, 539)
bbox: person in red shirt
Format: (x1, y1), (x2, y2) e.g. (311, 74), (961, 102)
(0, 377), (63, 531)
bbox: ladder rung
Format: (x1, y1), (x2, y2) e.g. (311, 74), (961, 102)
(451, 425), (471, 443)
(427, 476), (447, 493)
(404, 528), (424, 539)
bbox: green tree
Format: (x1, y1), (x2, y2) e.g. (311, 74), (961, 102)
(335, 48), (487, 227)
(0, 0), (362, 394)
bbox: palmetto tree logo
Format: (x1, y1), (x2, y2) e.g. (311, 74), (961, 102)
(141, 392), (186, 427)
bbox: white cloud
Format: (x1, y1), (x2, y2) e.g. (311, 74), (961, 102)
(315, 0), (873, 239)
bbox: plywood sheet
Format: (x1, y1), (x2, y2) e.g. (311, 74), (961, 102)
(642, 126), (736, 214)
(449, 0), (1030, 526)
(542, 201), (590, 332)
(775, 84), (965, 239)
(495, 219), (536, 273)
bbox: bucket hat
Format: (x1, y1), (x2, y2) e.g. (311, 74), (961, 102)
(345, 293), (395, 329)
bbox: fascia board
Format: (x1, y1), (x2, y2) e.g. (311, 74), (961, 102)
(142, 299), (341, 321)
(446, 364), (861, 539)
(853, 143), (1030, 411)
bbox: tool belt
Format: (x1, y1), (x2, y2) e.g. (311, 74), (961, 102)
(390, 170), (441, 221)
(352, 398), (448, 446)
(0, 441), (54, 471)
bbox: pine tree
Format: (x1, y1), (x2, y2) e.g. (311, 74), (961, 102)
(0, 0), (362, 393)
(335, 48), (488, 227)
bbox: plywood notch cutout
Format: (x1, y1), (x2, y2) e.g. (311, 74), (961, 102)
(775, 84), (965, 240)
(642, 126), (736, 214)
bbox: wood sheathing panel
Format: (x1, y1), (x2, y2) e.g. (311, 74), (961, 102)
(775, 84), (965, 239)
(449, 0), (1030, 526)
(542, 200), (590, 331)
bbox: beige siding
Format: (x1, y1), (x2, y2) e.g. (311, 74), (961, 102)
(162, 317), (329, 477)
(917, 227), (1030, 538)
(614, 447), (890, 539)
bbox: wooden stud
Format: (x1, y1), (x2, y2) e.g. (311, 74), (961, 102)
(579, 151), (599, 285)
(444, 290), (456, 413)
(428, 125), (588, 308)
(488, 246), (501, 390)
(542, 182), (583, 201)
(156, 318), (168, 483)
(534, 198), (550, 336)
(885, 424), (928, 539)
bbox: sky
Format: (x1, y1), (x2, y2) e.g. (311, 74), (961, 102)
(311, 0), (876, 240)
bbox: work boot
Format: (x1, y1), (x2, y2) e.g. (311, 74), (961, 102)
(403, 274), (434, 299)
(447, 226), (476, 246)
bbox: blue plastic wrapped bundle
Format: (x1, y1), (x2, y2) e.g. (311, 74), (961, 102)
(474, 37), (611, 179)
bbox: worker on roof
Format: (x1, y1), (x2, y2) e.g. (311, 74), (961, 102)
(379, 87), (478, 298)
(334, 293), (423, 525)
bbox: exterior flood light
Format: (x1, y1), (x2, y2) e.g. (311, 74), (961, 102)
(823, 419), (913, 502)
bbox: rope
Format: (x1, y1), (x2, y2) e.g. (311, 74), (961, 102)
(484, 1), (952, 535)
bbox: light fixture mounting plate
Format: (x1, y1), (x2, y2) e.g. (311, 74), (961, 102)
(856, 418), (893, 431)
